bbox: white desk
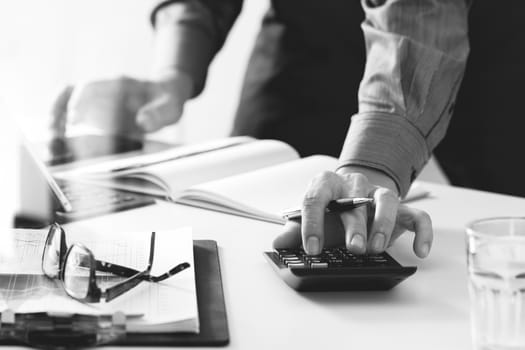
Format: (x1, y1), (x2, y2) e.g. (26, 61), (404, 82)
(14, 182), (525, 349)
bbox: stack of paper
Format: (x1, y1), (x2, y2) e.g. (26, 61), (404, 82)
(0, 227), (199, 333)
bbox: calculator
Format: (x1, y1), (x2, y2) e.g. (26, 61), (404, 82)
(264, 248), (416, 291)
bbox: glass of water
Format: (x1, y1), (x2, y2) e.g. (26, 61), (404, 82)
(466, 217), (525, 350)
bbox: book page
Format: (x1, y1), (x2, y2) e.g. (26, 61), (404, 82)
(52, 136), (253, 176)
(0, 227), (198, 333)
(54, 138), (299, 199)
(176, 156), (431, 224)
(147, 139), (299, 196)
(178, 155), (339, 223)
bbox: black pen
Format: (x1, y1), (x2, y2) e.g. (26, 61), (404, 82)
(282, 197), (374, 220)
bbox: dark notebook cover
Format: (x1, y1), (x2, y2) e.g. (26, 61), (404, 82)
(122, 239), (229, 346)
(0, 240), (229, 347)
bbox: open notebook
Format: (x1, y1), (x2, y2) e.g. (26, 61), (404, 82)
(0, 227), (198, 333)
(175, 156), (428, 224)
(53, 137), (298, 199)
(53, 138), (429, 224)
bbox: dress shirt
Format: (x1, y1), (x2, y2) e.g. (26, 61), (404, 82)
(150, 0), (469, 197)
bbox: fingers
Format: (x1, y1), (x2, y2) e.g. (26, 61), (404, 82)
(273, 220), (302, 249)
(136, 94), (183, 132)
(404, 206), (433, 258)
(55, 76), (189, 136)
(368, 187), (399, 254)
(339, 173), (369, 254)
(301, 172), (345, 255)
(136, 72), (193, 132)
(283, 168), (433, 259)
(66, 78), (146, 136)
(390, 205), (433, 258)
(274, 213), (345, 250)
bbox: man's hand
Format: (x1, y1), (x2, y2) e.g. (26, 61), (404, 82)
(51, 71), (194, 138)
(273, 166), (433, 258)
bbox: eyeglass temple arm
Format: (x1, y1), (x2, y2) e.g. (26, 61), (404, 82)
(103, 269), (151, 302)
(101, 232), (190, 301)
(102, 261), (190, 301)
(95, 260), (141, 278)
(147, 262), (190, 282)
(144, 231), (190, 281)
(101, 232), (157, 302)
(95, 231), (157, 278)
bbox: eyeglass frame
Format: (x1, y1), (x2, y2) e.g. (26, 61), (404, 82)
(42, 223), (190, 303)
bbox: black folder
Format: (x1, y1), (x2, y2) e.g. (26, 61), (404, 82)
(0, 240), (229, 347)
(122, 240), (229, 346)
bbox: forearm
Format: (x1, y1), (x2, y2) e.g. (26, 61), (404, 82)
(150, 0), (242, 97)
(339, 0), (469, 196)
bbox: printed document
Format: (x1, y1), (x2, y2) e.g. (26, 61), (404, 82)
(0, 227), (199, 333)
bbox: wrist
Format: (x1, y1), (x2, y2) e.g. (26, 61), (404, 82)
(336, 165), (399, 196)
(151, 1), (213, 98)
(151, 69), (195, 103)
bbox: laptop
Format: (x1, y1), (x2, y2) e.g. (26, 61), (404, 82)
(15, 136), (156, 228)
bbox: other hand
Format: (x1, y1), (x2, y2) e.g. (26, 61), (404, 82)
(51, 71), (194, 138)
(273, 166), (433, 258)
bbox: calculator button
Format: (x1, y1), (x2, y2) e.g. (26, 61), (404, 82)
(281, 256), (299, 262)
(310, 262), (328, 269)
(276, 248), (398, 269)
(287, 262), (306, 268)
(281, 254), (298, 258)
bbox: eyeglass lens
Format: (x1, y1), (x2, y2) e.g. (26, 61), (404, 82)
(63, 245), (92, 300)
(42, 225), (189, 303)
(42, 224), (63, 278)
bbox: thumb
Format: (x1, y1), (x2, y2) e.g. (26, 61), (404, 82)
(390, 205), (433, 258)
(274, 214), (347, 250)
(273, 220), (302, 249)
(136, 93), (184, 132)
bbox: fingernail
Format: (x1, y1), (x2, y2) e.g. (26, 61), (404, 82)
(421, 243), (430, 257)
(350, 235), (365, 251)
(372, 233), (386, 252)
(306, 236), (320, 255)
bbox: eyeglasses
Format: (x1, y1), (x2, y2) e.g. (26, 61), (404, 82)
(42, 223), (190, 303)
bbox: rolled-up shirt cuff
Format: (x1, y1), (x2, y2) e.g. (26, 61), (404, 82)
(337, 112), (430, 197)
(150, 0), (215, 97)
(150, 0), (183, 27)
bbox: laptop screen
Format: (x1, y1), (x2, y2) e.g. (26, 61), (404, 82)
(17, 137), (71, 227)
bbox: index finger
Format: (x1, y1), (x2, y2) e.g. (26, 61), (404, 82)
(368, 187), (400, 253)
(301, 171), (345, 255)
